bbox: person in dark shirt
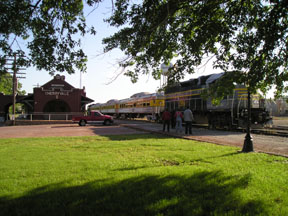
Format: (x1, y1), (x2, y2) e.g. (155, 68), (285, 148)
(162, 108), (171, 132)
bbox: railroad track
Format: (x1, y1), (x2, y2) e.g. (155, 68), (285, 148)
(117, 118), (288, 137)
(251, 126), (288, 137)
(190, 123), (288, 137)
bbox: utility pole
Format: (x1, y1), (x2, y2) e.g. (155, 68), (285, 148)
(12, 53), (17, 125)
(80, 71), (82, 89)
(4, 53), (26, 125)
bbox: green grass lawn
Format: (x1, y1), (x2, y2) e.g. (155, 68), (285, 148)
(0, 134), (288, 215)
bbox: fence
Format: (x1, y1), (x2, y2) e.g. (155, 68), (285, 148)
(7, 112), (84, 122)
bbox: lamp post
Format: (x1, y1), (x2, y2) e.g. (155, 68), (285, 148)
(242, 90), (254, 152)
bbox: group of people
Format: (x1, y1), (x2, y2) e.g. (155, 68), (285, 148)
(162, 107), (194, 135)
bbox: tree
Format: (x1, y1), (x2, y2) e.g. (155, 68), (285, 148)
(0, 73), (26, 95)
(0, 0), (102, 76)
(103, 0), (287, 152)
(103, 0), (288, 99)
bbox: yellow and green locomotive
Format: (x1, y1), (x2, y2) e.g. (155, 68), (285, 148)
(164, 73), (271, 129)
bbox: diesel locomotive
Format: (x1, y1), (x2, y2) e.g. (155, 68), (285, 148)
(89, 73), (271, 129)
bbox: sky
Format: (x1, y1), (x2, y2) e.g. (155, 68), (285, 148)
(19, 1), (225, 104)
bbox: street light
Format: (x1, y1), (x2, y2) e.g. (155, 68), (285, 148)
(242, 90), (254, 152)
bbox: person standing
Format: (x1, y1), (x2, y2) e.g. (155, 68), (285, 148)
(184, 107), (193, 135)
(162, 108), (171, 132)
(174, 110), (183, 133)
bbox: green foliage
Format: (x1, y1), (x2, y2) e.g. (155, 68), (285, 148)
(0, 0), (102, 76)
(0, 73), (26, 95)
(8, 103), (26, 114)
(0, 73), (12, 94)
(104, 0), (288, 97)
(0, 134), (288, 215)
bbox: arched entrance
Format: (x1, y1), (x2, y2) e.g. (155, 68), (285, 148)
(41, 100), (71, 120)
(5, 103), (30, 120)
(43, 99), (71, 112)
(0, 94), (34, 122)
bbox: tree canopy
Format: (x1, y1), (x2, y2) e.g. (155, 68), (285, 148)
(0, 0), (102, 76)
(103, 0), (288, 98)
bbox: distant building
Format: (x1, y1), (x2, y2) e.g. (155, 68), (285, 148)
(265, 98), (288, 116)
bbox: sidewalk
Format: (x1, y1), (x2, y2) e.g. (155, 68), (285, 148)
(117, 120), (288, 158)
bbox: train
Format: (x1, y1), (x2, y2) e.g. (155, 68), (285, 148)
(89, 73), (271, 129)
(89, 92), (165, 121)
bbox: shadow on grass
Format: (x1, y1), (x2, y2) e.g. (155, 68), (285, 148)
(101, 133), (172, 141)
(0, 171), (266, 216)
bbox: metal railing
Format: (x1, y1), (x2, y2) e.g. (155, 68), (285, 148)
(6, 112), (84, 122)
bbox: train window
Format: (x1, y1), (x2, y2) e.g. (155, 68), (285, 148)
(147, 103), (150, 106)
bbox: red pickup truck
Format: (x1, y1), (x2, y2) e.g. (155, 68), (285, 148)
(72, 110), (114, 126)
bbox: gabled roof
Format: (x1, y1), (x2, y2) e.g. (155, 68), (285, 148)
(40, 74), (75, 91)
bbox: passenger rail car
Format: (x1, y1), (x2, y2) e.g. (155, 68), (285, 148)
(89, 92), (165, 121)
(164, 73), (271, 129)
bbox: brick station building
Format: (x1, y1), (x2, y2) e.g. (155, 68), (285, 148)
(0, 74), (93, 121)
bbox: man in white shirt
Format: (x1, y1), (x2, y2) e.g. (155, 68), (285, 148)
(184, 107), (193, 135)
